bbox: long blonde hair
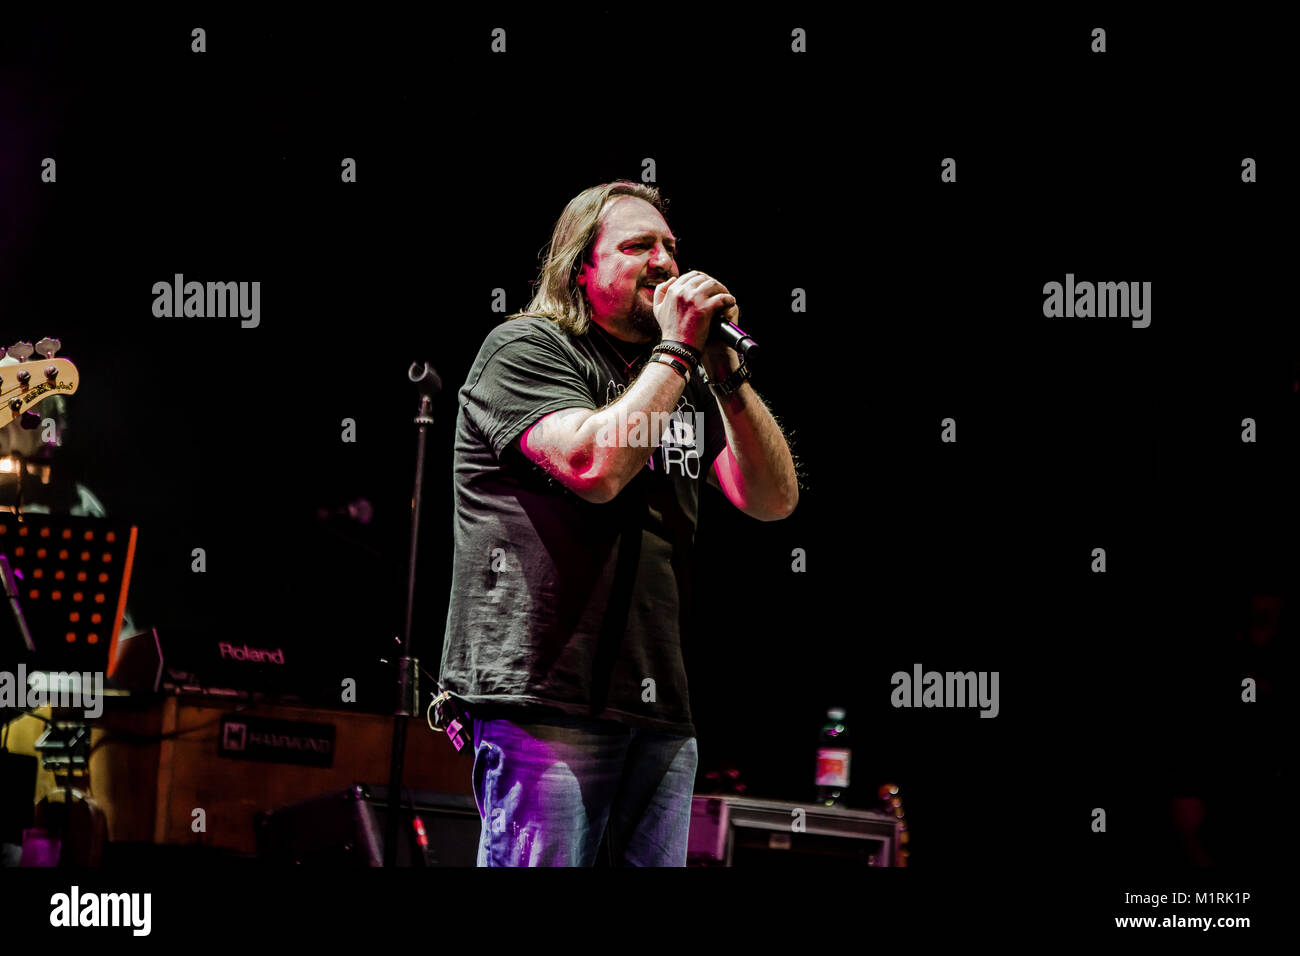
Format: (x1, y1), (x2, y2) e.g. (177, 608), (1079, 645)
(508, 181), (667, 336)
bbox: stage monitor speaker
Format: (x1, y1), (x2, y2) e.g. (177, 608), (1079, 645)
(255, 784), (480, 866)
(688, 795), (901, 866)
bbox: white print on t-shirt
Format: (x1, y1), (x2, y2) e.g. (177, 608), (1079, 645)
(604, 379), (704, 478)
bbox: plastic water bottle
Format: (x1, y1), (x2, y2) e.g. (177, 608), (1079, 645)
(815, 707), (851, 807)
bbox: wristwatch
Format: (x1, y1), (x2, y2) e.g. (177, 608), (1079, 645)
(709, 361), (752, 398)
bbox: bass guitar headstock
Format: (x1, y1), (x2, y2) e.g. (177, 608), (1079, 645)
(1, 338), (79, 428)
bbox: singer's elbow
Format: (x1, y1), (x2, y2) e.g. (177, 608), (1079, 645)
(774, 489), (795, 520)
(770, 494), (799, 521)
(748, 489), (798, 522)
(773, 484), (799, 520)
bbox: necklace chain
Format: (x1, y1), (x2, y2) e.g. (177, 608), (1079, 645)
(592, 322), (648, 372)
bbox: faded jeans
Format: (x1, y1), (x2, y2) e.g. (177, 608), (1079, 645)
(470, 710), (698, 867)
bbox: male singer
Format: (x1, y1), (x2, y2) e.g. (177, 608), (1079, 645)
(439, 181), (798, 866)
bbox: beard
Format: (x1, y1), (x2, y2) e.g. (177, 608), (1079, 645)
(625, 293), (661, 341)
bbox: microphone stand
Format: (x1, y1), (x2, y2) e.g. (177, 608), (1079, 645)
(383, 361), (441, 867)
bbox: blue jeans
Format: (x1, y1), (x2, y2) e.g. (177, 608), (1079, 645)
(470, 710), (699, 867)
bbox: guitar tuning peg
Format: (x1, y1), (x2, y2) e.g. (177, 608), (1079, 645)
(35, 337), (61, 359)
(7, 342), (34, 362)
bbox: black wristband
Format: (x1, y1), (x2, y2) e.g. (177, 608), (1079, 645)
(658, 339), (702, 363)
(651, 342), (700, 371)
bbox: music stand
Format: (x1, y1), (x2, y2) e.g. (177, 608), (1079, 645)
(0, 513), (137, 676)
(1, 513), (137, 863)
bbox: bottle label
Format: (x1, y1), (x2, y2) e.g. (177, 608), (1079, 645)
(815, 748), (851, 788)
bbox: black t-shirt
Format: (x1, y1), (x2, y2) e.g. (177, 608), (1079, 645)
(438, 314), (728, 737)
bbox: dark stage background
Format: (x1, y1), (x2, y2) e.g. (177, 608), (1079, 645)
(1, 11), (1292, 876)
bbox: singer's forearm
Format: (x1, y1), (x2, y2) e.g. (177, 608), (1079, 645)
(706, 349), (798, 520)
(522, 362), (686, 505)
(580, 361), (688, 500)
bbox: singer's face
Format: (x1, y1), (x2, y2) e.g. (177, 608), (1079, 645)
(577, 196), (679, 340)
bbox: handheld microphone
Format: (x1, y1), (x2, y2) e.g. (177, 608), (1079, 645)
(710, 304), (759, 362)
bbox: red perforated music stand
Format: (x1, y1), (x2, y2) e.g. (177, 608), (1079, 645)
(0, 513), (137, 675)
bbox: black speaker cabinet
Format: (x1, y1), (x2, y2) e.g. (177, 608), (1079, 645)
(688, 795), (901, 866)
(255, 784), (480, 866)
(0, 749), (37, 846)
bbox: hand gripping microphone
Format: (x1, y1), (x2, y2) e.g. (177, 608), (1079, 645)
(709, 302), (759, 362)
